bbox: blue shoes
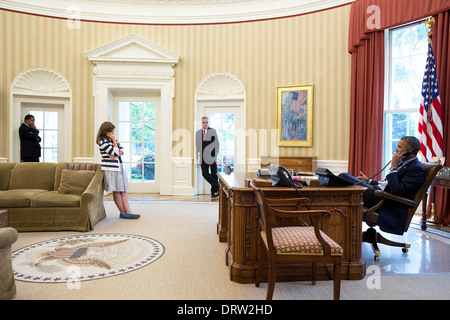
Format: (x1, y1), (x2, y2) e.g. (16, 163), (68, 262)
(120, 213), (141, 219)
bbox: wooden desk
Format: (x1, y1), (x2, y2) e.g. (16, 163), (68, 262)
(421, 175), (450, 230)
(217, 172), (367, 284)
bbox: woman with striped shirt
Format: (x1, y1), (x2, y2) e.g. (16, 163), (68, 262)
(96, 121), (140, 219)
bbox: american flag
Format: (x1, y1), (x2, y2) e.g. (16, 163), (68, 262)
(418, 32), (443, 162)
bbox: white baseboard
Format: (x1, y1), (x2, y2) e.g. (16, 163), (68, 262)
(247, 158), (260, 173)
(316, 160), (349, 175)
(171, 186), (194, 195)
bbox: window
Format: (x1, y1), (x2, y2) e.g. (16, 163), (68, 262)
(384, 21), (428, 166)
(209, 112), (235, 173)
(31, 110), (58, 163)
(117, 101), (156, 183)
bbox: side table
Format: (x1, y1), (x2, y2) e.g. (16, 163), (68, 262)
(421, 176), (450, 230)
(0, 209), (8, 228)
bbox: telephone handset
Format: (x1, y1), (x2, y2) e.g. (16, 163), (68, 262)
(268, 164), (302, 188)
(276, 165), (295, 187)
(402, 149), (413, 157)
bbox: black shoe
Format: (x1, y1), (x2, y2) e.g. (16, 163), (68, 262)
(211, 191), (219, 198)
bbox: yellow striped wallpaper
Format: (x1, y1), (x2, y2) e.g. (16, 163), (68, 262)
(0, 5), (351, 161)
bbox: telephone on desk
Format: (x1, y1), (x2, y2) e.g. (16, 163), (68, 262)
(315, 168), (354, 187)
(256, 169), (271, 177)
(267, 164), (304, 188)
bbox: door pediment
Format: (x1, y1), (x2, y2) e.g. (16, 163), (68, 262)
(86, 33), (180, 66)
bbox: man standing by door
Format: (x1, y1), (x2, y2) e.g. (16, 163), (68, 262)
(19, 114), (41, 162)
(196, 116), (220, 198)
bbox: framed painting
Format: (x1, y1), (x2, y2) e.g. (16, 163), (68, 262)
(277, 85), (313, 147)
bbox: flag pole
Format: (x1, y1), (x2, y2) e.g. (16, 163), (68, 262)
(425, 18), (433, 120)
(423, 17), (437, 221)
(425, 17), (436, 221)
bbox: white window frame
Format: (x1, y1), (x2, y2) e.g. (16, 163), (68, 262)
(383, 20), (427, 169)
(114, 95), (160, 193)
(27, 107), (62, 163)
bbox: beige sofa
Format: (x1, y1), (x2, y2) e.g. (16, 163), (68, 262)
(0, 162), (106, 232)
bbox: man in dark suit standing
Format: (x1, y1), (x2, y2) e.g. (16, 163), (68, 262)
(19, 114), (41, 162)
(196, 116), (220, 198)
(339, 136), (425, 235)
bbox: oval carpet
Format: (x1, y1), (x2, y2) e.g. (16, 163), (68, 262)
(12, 233), (164, 283)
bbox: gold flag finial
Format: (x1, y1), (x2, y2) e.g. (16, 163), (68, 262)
(425, 16), (435, 30)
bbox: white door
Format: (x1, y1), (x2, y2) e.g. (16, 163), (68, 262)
(114, 97), (160, 193)
(22, 103), (64, 163)
(198, 104), (244, 194)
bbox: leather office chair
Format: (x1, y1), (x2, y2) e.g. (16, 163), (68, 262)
(250, 182), (343, 300)
(362, 162), (443, 261)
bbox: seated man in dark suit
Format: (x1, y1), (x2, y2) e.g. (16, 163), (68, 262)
(339, 136), (425, 235)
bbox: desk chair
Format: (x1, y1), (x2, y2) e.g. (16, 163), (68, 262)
(363, 162), (442, 261)
(250, 182), (343, 300)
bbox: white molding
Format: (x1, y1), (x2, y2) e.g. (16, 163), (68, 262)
(316, 160), (348, 175)
(9, 68), (72, 163)
(0, 157), (9, 163)
(247, 157), (260, 173)
(194, 72), (246, 195)
(85, 33), (180, 67)
(1, 0), (355, 24)
(86, 34), (179, 195)
(11, 67), (71, 97)
(196, 72), (245, 100)
(172, 157), (194, 195)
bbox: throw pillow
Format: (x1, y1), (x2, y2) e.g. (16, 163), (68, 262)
(58, 169), (95, 195)
(66, 163), (96, 171)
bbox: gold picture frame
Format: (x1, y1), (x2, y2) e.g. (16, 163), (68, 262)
(277, 85), (313, 147)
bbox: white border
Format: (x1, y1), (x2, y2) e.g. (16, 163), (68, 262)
(1, 0), (355, 24)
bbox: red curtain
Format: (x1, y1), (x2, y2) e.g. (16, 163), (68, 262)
(428, 11), (450, 224)
(349, 0), (450, 52)
(348, 0), (450, 220)
(348, 31), (384, 179)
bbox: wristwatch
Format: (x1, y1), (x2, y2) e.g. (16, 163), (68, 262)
(389, 167), (397, 172)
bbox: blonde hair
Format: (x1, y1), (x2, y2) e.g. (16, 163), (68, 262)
(96, 121), (115, 145)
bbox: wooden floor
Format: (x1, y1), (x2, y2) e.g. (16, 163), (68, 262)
(104, 192), (219, 202)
